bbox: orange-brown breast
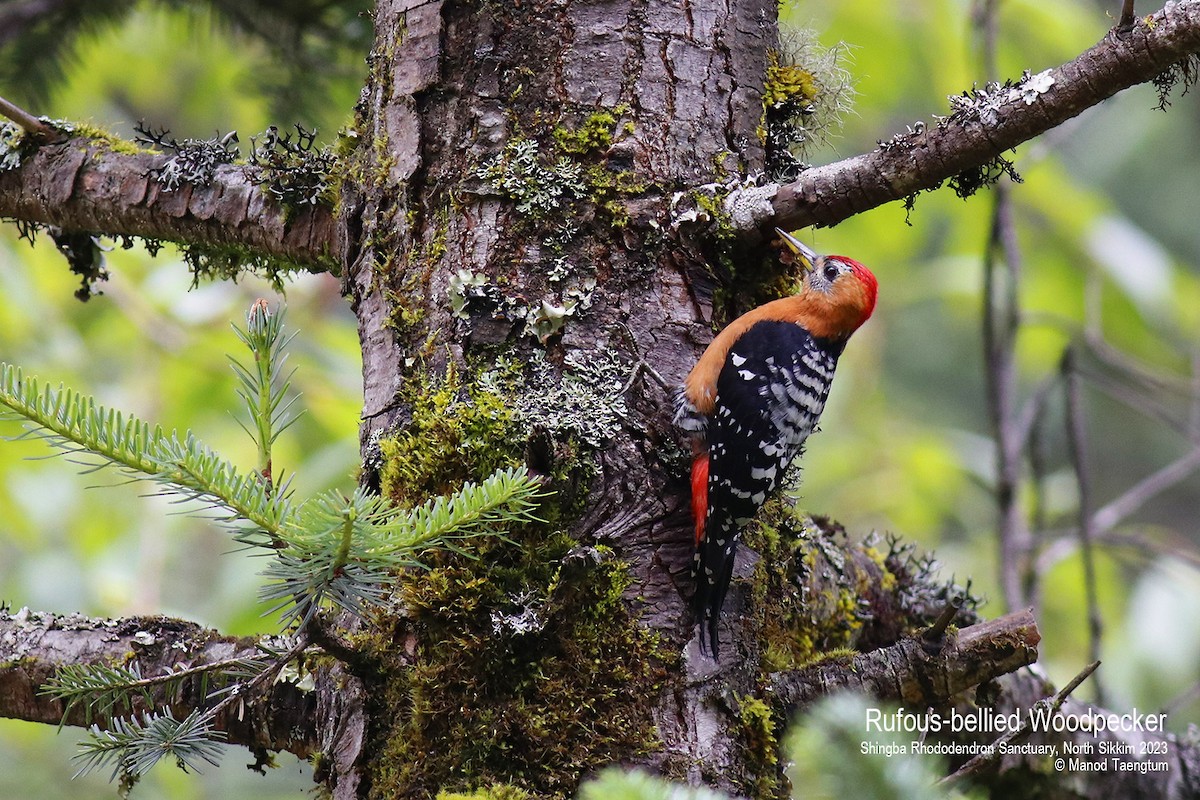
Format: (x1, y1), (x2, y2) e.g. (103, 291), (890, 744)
(682, 275), (873, 415)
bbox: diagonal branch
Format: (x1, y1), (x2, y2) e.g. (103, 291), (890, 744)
(0, 132), (337, 272)
(0, 95), (51, 137)
(725, 0), (1200, 235)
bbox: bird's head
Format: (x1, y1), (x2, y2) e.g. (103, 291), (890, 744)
(775, 227), (878, 340)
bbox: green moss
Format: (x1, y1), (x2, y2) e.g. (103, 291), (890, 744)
(763, 52), (819, 111)
(365, 536), (670, 799)
(738, 694), (782, 796)
(792, 646), (857, 670)
(74, 122), (146, 156)
(759, 32), (854, 181)
(583, 163), (645, 230)
(385, 211), (450, 334)
(552, 108), (622, 155)
(738, 695), (780, 765)
(686, 180), (809, 325)
(178, 241), (331, 289)
(475, 107), (647, 239)
(378, 362), (524, 508)
(743, 507), (867, 673)
(861, 545), (898, 594)
(437, 785), (533, 800)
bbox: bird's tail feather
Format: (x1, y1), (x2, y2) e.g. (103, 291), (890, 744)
(692, 517), (738, 658)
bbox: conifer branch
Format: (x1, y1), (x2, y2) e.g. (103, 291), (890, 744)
(261, 470), (546, 627)
(229, 299), (301, 490)
(40, 655), (270, 726)
(73, 708), (226, 781)
(1, 304), (551, 785)
(0, 364), (289, 540)
(389, 466), (545, 554)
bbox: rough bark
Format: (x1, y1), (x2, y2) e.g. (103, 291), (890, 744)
(335, 3), (779, 790)
(0, 608), (311, 756)
(4, 5), (1199, 259)
(0, 132), (336, 271)
(0, 578), (1032, 798)
(0, 608), (368, 799)
(969, 669), (1200, 800)
(770, 610), (1041, 712)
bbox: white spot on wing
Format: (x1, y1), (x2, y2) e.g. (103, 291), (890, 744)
(750, 465), (777, 481)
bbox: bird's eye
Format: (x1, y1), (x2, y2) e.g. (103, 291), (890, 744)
(823, 264), (839, 281)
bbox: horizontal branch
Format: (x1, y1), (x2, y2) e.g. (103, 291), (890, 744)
(0, 133), (336, 271)
(725, 0), (1200, 235)
(769, 609), (1041, 711)
(0, 608), (319, 757)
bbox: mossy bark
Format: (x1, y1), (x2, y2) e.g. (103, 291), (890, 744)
(329, 1), (1021, 798)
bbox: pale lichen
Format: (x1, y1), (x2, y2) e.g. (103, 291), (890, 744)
(474, 138), (588, 217)
(945, 68), (1056, 127)
(480, 347), (630, 449)
(723, 181), (781, 233)
(0, 122), (26, 172)
(135, 123), (238, 191)
(448, 268), (596, 343)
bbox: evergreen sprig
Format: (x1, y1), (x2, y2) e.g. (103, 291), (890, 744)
(229, 298), (300, 487)
(41, 663), (151, 726)
(41, 655), (271, 726)
(391, 466), (544, 553)
(261, 469), (545, 626)
(260, 487), (398, 627)
(0, 364), (289, 539)
(73, 709), (225, 781)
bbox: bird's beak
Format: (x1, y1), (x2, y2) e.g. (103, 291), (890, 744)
(774, 228), (818, 273)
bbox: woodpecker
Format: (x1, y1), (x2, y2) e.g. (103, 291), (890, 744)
(675, 229), (878, 657)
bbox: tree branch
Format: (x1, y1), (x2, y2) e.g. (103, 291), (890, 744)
(939, 659), (1100, 786)
(955, 666), (1200, 798)
(724, 0), (1200, 234)
(0, 608), (319, 757)
(770, 609), (1041, 711)
(0, 94), (52, 138)
(0, 134), (336, 271)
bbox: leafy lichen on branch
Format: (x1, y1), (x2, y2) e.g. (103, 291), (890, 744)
(134, 122), (239, 191)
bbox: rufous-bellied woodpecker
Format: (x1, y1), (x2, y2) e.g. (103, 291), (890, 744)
(674, 229), (878, 657)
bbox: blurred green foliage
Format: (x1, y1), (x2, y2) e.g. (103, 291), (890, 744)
(788, 0), (1200, 732)
(1, 0), (1199, 797)
(581, 694), (980, 800)
(0, 5), (362, 794)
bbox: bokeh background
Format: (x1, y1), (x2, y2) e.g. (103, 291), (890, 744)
(1, 0), (1198, 796)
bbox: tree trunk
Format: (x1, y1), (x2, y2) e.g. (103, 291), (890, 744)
(333, 1), (1025, 796)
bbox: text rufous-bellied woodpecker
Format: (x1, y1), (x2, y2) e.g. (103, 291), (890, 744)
(674, 229), (878, 657)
